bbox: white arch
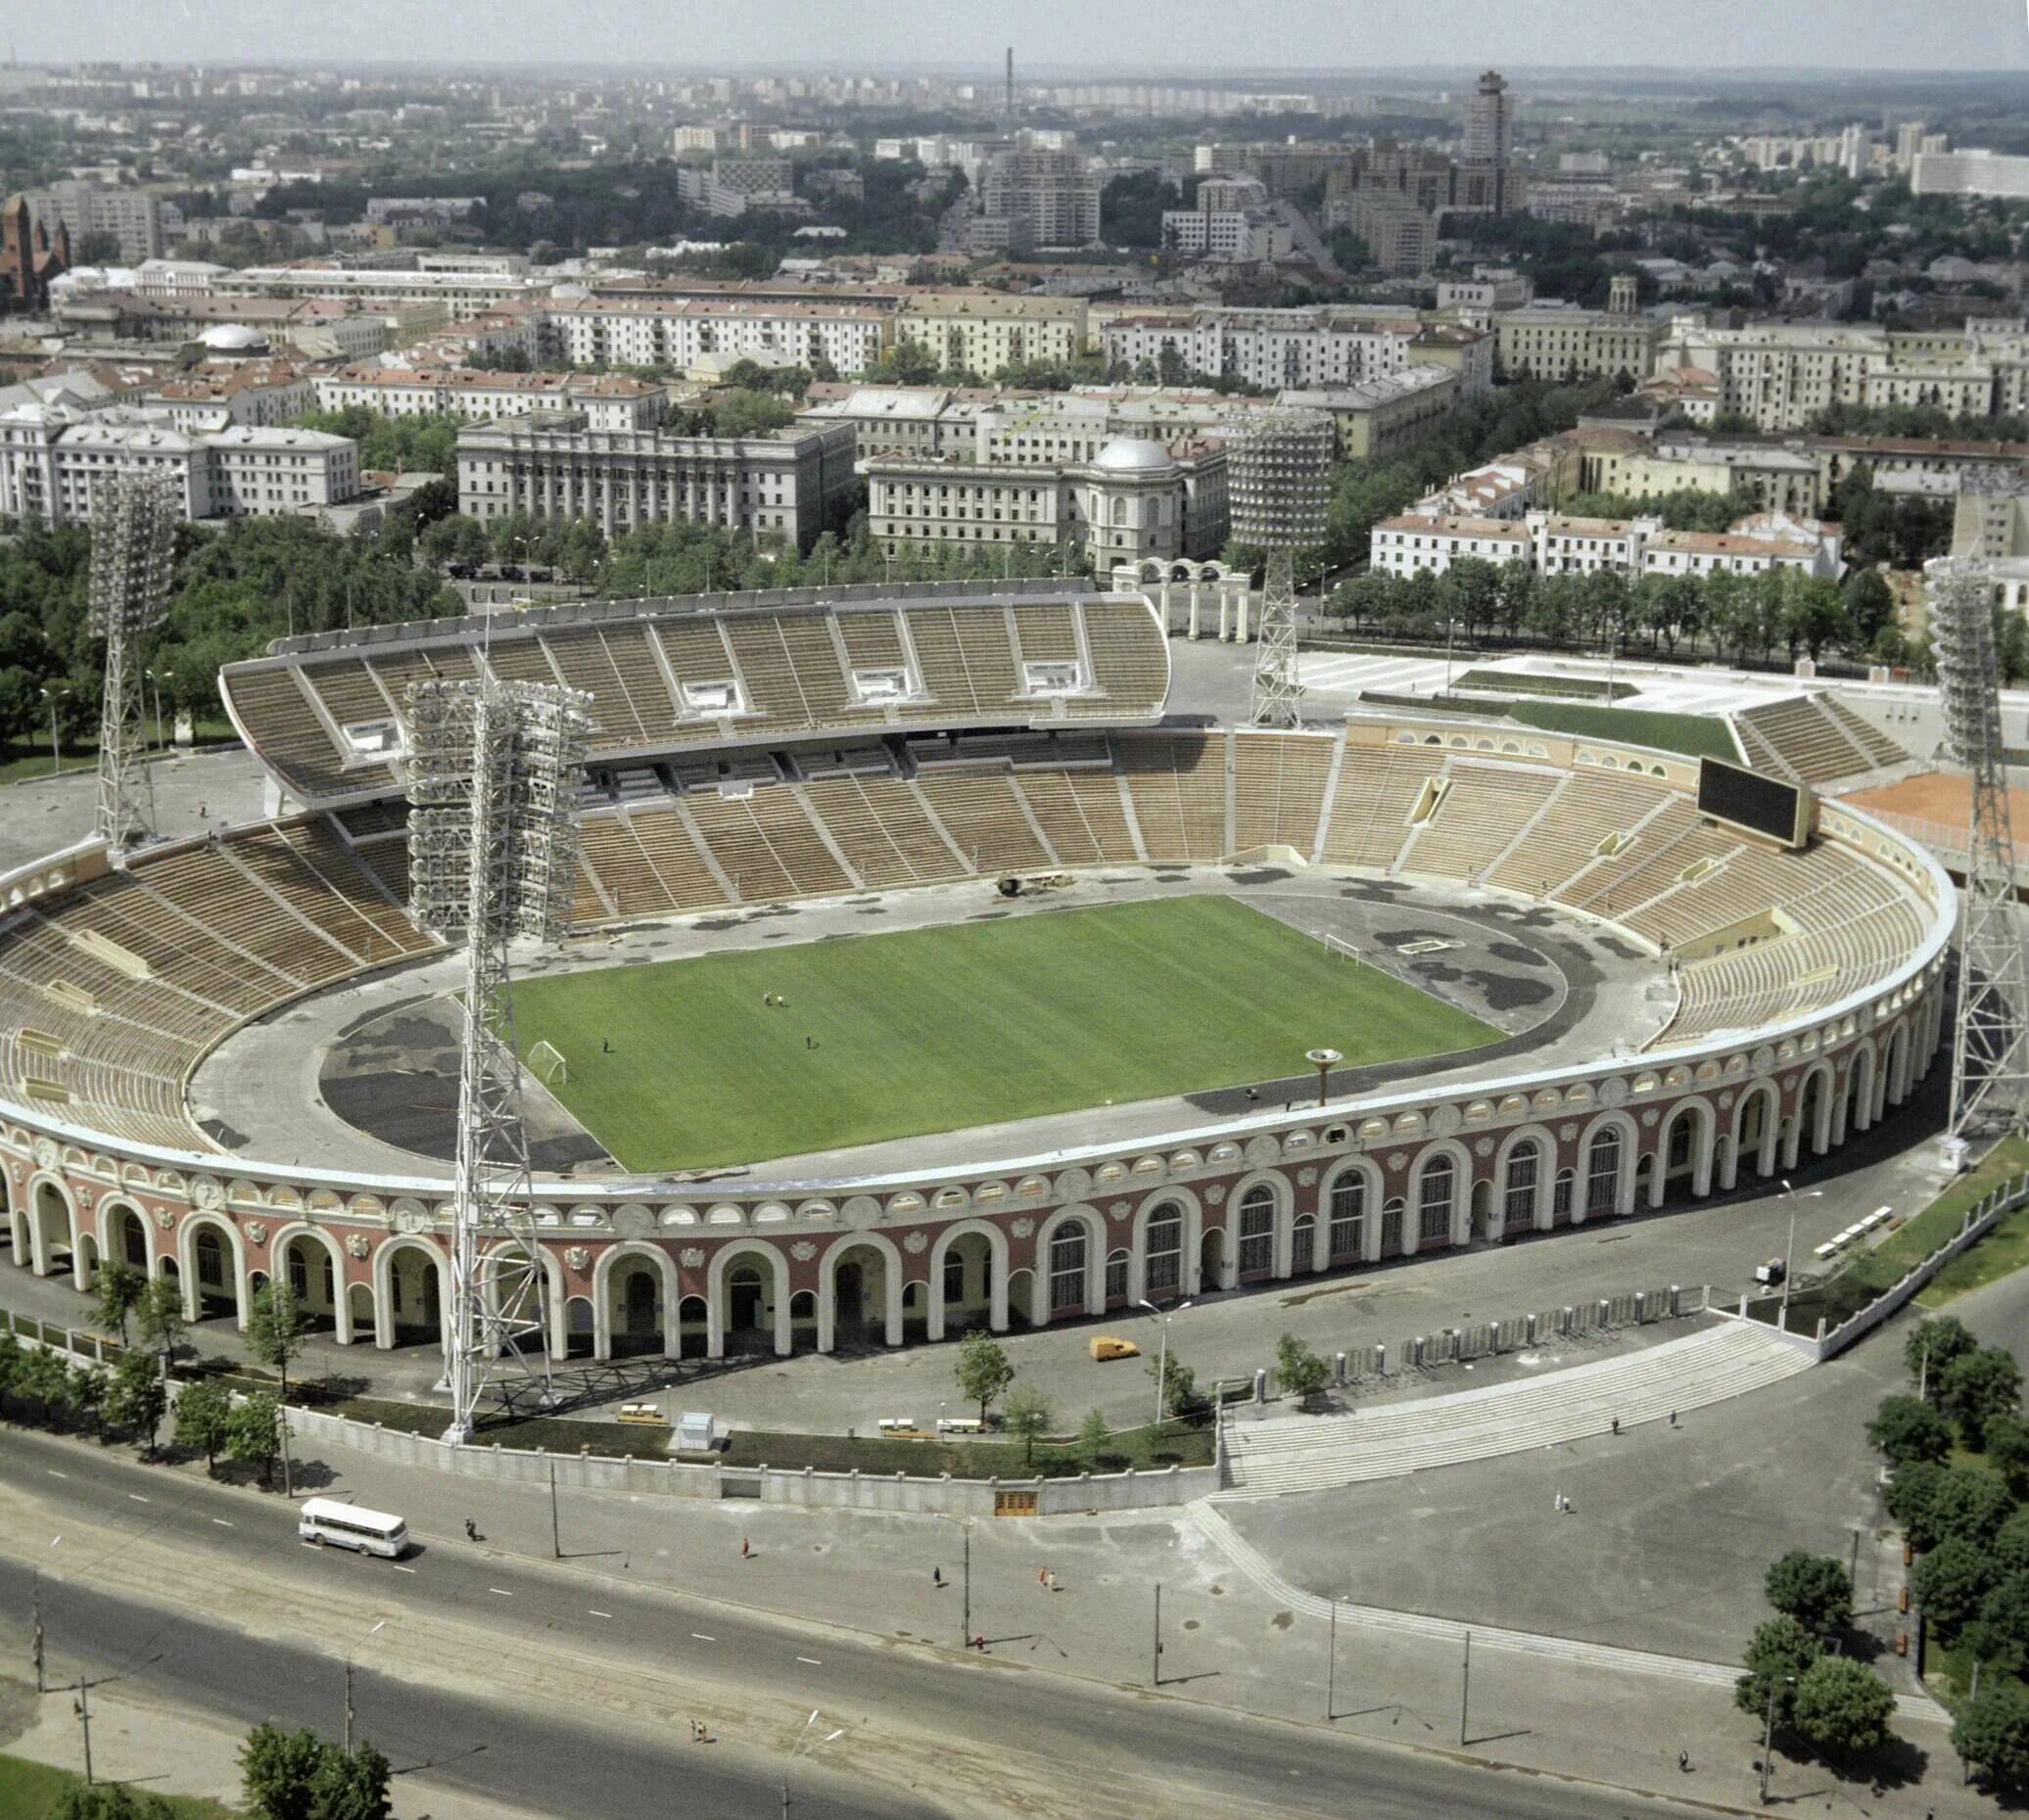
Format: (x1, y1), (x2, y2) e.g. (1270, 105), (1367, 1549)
(590, 1241), (681, 1361)
(1884, 1020), (1912, 1111)
(1838, 1041), (1876, 1142)
(177, 1211), (249, 1327)
(1647, 1097), (1717, 1209)
(706, 1240), (790, 1359)
(5, 1173), (26, 1270)
(94, 1196), (161, 1283)
(1405, 1141), (1474, 1252)
(1316, 1158), (1384, 1264)
(1224, 1169), (1295, 1284)
(370, 1235), (448, 1355)
(1032, 1205), (1107, 1325)
(926, 1219), (1011, 1339)
(1493, 1124), (1558, 1234)
(1577, 1111), (1640, 1219)
(267, 1221), (354, 1345)
(1789, 1061), (1836, 1167)
(1130, 1189), (1203, 1300)
(1723, 1080), (1781, 1190)
(25, 1172), (77, 1283)
(817, 1230), (906, 1353)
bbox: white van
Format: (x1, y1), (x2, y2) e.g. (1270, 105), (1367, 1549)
(299, 1497), (411, 1559)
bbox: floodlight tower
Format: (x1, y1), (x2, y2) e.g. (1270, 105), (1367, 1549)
(1232, 409), (1334, 728)
(405, 675), (591, 1445)
(87, 472), (177, 848)
(1927, 555), (2028, 1157)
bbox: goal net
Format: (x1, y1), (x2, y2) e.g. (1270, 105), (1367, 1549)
(527, 1039), (568, 1086)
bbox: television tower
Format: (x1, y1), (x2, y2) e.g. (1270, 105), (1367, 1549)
(87, 472), (177, 849)
(1232, 409), (1334, 728)
(405, 674), (590, 1444)
(1005, 47), (1014, 121)
(1927, 556), (2028, 1157)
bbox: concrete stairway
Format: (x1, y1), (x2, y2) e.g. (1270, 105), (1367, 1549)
(1217, 1320), (1811, 1501)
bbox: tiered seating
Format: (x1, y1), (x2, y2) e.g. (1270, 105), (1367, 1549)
(1484, 768), (1670, 897)
(1230, 733), (1333, 855)
(628, 807), (731, 910)
(1394, 763), (1562, 882)
(1119, 734), (1227, 861)
(1558, 796), (1709, 913)
(912, 768), (1054, 874)
(575, 813), (677, 919)
(226, 668), (390, 801)
(908, 605), (1022, 717)
(685, 789), (851, 901)
(1733, 696), (1878, 786)
(1820, 695), (1910, 772)
(1318, 747), (1438, 870)
(801, 775), (966, 888)
(1079, 599), (1168, 709)
(599, 626), (680, 735)
(542, 628), (657, 748)
(1014, 766), (1139, 865)
(126, 844), (361, 988)
(254, 821), (434, 966)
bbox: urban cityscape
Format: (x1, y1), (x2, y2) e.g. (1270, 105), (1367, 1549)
(0, 4), (2027, 1816)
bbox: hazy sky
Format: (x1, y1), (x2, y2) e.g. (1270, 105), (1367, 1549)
(17, 0), (2029, 72)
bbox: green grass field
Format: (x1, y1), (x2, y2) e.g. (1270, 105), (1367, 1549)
(514, 895), (1500, 1171)
(1503, 701), (1742, 762)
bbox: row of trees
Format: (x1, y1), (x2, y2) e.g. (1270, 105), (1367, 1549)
(951, 1327), (1212, 1468)
(49, 1721), (391, 1820)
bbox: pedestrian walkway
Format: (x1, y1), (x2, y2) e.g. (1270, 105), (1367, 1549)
(1218, 1319), (1811, 1499)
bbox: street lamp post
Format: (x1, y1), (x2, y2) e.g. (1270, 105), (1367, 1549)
(1776, 1179), (1822, 1322)
(780, 1708), (844, 1818)
(39, 686), (65, 776)
(1306, 1048), (1343, 1110)
(1759, 1671), (1797, 1803)
(1136, 1297), (1193, 1430)
(343, 1619), (385, 1752)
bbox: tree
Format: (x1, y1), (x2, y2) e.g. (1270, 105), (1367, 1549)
(1764, 1552), (1853, 1636)
(227, 1390), (284, 1486)
(1274, 1333), (1332, 1407)
(245, 1279), (312, 1408)
(1912, 1534), (1997, 1636)
(95, 1260), (149, 1345)
(1865, 1393), (1952, 1468)
(1906, 1315), (1977, 1391)
(105, 1347), (166, 1454)
(0, 1328), (19, 1408)
(1790, 1656), (1895, 1754)
(1986, 1412), (2029, 1495)
(1076, 1407), (1111, 1453)
(1735, 1615), (1821, 1729)
(50, 1785), (179, 1820)
(710, 389), (794, 438)
(70, 1362), (108, 1439)
(307, 1738), (393, 1820)
(175, 1376), (235, 1472)
(1842, 569), (1896, 650)
(73, 229), (125, 267)
(870, 339), (939, 386)
(1147, 1351), (1203, 1421)
(18, 1345), (72, 1424)
(1966, 1570), (2029, 1675)
(240, 1722), (389, 1820)
(136, 1276), (187, 1374)
(1000, 1383), (1055, 1466)
(1954, 1680), (2029, 1791)
(1943, 1347), (2022, 1451)
(954, 1330), (1015, 1423)
(1889, 1461), (2013, 1551)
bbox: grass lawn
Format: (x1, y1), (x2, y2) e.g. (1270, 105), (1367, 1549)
(1851, 1136), (2029, 1299)
(0, 1752), (236, 1819)
(0, 723), (242, 787)
(1913, 1137), (2029, 1307)
(515, 894), (1500, 1171)
(1503, 701), (1742, 762)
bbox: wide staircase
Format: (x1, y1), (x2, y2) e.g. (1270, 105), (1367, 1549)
(1216, 1320), (1810, 1501)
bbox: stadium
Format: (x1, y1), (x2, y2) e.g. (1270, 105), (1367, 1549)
(0, 572), (1955, 1381)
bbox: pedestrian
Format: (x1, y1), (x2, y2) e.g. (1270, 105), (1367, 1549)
(1670, 1409), (1677, 1427)
(1610, 1415), (1620, 1435)
(806, 1035), (816, 1050)
(741, 1535), (751, 1559)
(1038, 1565), (1048, 1588)
(1677, 1750), (1690, 1773)
(1244, 1086), (1260, 1102)
(1049, 1573), (1060, 1593)
(464, 1517), (477, 1541)
(601, 1037), (612, 1053)
(933, 1565), (943, 1586)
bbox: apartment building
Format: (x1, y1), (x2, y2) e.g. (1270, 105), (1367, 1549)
(25, 181), (166, 262)
(1494, 303), (1665, 381)
(970, 150), (1101, 254)
(145, 359), (315, 430)
(1278, 365), (1459, 458)
(1371, 502), (1833, 581)
(312, 365), (665, 430)
(892, 291), (1086, 373)
(1102, 307), (1422, 390)
(537, 296), (887, 376)
(1341, 189), (1437, 275)
(212, 263), (544, 321)
(455, 410), (857, 550)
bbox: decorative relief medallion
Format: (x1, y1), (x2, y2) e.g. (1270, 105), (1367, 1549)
(790, 1240), (817, 1263)
(1429, 1104), (1463, 1139)
(1296, 1168), (1317, 1188)
(1473, 1138), (1494, 1158)
(1109, 1200), (1132, 1221)
(346, 1234), (369, 1260)
(155, 1208), (174, 1230)
(564, 1246), (590, 1273)
(1204, 1186), (1226, 1207)
(1011, 1217), (1036, 1238)
(903, 1232), (928, 1254)
(1387, 1152), (1409, 1172)
(680, 1247), (705, 1269)
(1639, 1108), (1659, 1129)
(244, 1220), (267, 1245)
(1560, 1124), (1579, 1142)
(1598, 1078), (1630, 1110)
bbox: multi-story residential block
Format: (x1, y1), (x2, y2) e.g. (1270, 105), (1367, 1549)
(1342, 189), (1437, 275)
(893, 291), (1086, 373)
(1457, 70), (1513, 214)
(145, 358), (314, 429)
(970, 150), (1101, 254)
(455, 410), (857, 550)
(1102, 307), (1420, 390)
(25, 181), (165, 262)
(1367, 512), (1532, 574)
(211, 264), (544, 322)
(1278, 365), (1459, 458)
(538, 296), (886, 377)
(1493, 302), (1664, 382)
(131, 257), (228, 298)
(1911, 150), (2029, 200)
(311, 365), (666, 431)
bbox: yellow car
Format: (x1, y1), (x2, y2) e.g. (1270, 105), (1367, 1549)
(1089, 1335), (1141, 1362)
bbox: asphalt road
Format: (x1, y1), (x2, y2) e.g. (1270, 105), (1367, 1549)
(2, 1426), (1721, 1820)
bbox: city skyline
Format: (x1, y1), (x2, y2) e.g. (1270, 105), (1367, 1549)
(17, 0), (2029, 72)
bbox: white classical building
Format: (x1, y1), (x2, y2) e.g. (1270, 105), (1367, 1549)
(311, 365), (665, 431)
(1102, 307), (1424, 390)
(536, 296), (888, 377)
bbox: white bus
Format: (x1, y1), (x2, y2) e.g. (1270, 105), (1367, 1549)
(299, 1498), (411, 1559)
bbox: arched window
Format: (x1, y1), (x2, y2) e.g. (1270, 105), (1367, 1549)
(1328, 1173), (1366, 1260)
(1418, 1156), (1456, 1246)
(286, 1243), (309, 1298)
(196, 1228), (224, 1290)
(1502, 1142), (1539, 1229)
(1144, 1203), (1183, 1296)
(1381, 1197), (1404, 1254)
(1667, 1115), (1694, 1170)
(1105, 1249), (1129, 1303)
(1553, 1169), (1576, 1219)
(1110, 495), (1127, 527)
(1586, 1129), (1622, 1214)
(1292, 1213), (1318, 1273)
(1237, 1186), (1275, 1276)
(942, 1247), (967, 1307)
(1049, 1225), (1088, 1312)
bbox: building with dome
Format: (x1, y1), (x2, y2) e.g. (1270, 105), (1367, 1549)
(865, 430), (1229, 567)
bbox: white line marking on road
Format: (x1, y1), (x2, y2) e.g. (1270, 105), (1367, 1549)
(212, 1518), (233, 1528)
(391, 1564), (416, 1574)
(796, 1657), (822, 1665)
(691, 1633), (716, 1643)
(126, 1493), (150, 1504)
(589, 1610), (612, 1618)
(489, 1587), (513, 1597)
(46, 1470), (68, 1479)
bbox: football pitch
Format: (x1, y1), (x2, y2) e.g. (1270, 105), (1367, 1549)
(512, 894), (1501, 1172)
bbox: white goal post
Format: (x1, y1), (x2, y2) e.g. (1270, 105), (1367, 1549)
(528, 1039), (568, 1086)
(1320, 932), (1362, 966)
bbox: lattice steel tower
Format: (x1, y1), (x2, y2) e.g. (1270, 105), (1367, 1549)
(87, 473), (177, 848)
(1928, 556), (2028, 1153)
(1232, 409), (1333, 728)
(406, 675), (590, 1444)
